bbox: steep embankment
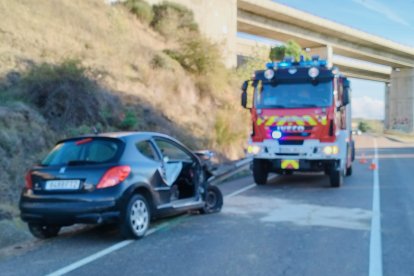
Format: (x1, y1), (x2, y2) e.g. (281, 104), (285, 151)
(0, 0), (248, 242)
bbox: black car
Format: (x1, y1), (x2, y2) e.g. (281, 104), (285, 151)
(20, 132), (223, 239)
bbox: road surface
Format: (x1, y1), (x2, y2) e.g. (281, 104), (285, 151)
(0, 135), (413, 276)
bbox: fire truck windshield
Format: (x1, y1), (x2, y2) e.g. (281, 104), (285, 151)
(255, 80), (333, 109)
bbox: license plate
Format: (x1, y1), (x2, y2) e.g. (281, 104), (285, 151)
(281, 160), (300, 169)
(45, 180), (81, 190)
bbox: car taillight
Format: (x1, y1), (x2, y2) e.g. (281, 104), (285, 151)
(25, 171), (33, 189)
(97, 166), (131, 189)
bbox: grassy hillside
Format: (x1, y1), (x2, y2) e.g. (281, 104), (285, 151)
(0, 0), (249, 230)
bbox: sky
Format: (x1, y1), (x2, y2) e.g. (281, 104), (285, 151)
(241, 0), (414, 119)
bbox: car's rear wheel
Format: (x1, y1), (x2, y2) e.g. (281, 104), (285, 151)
(121, 194), (150, 239)
(28, 223), (61, 239)
(200, 185), (223, 214)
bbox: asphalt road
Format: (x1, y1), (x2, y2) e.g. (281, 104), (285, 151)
(0, 135), (413, 276)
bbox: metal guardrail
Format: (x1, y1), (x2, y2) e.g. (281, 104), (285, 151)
(207, 157), (253, 185)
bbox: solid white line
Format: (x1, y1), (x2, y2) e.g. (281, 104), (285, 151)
(46, 182), (257, 276)
(225, 184), (256, 199)
(46, 240), (133, 276)
(46, 219), (173, 276)
(369, 138), (383, 276)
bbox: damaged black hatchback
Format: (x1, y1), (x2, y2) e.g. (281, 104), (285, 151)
(20, 132), (223, 239)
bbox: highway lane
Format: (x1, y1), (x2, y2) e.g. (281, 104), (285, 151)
(0, 135), (413, 275)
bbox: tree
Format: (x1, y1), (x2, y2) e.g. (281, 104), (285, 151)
(358, 121), (370, 133)
(269, 40), (307, 62)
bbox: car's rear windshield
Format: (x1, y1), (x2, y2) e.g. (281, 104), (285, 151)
(41, 138), (124, 166)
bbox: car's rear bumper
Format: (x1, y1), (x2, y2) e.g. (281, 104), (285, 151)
(20, 196), (121, 225)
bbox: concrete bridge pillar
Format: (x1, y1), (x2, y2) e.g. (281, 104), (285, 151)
(308, 45), (333, 68)
(387, 68), (414, 133)
(384, 82), (391, 129)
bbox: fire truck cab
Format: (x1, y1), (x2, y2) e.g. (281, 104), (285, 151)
(241, 57), (354, 187)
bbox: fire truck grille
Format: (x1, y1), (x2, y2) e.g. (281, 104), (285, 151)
(278, 140), (304, 146)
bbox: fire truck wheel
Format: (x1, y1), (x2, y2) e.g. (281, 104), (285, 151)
(253, 159), (268, 185)
(346, 165), (353, 176)
(329, 169), (343, 188)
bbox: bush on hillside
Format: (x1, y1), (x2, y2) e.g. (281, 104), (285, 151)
(164, 36), (222, 74)
(151, 1), (198, 39)
(20, 60), (122, 131)
(124, 0), (154, 24)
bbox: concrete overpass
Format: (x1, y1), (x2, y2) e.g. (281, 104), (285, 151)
(145, 0), (414, 132)
(236, 37), (392, 82)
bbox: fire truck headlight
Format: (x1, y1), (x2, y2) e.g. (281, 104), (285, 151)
(323, 146), (339, 155)
(308, 67), (319, 78)
(271, 130), (282, 139)
(247, 145), (261, 154)
(264, 69), (275, 80)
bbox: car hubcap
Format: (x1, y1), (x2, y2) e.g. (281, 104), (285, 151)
(205, 190), (217, 210)
(130, 199), (149, 236)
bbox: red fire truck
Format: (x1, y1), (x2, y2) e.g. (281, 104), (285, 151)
(241, 57), (354, 187)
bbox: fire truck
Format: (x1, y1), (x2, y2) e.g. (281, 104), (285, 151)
(241, 56), (354, 187)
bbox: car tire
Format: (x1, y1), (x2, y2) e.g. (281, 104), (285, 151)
(253, 159), (268, 185)
(121, 194), (150, 239)
(28, 223), (61, 239)
(200, 185), (223, 214)
(329, 169), (343, 188)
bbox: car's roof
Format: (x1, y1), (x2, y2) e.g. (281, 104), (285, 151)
(96, 131), (169, 139)
(59, 131), (178, 143)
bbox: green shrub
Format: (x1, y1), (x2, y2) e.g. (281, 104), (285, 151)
(164, 36), (222, 74)
(269, 40), (306, 61)
(118, 110), (138, 130)
(124, 0), (154, 24)
(150, 53), (179, 70)
(151, 1), (198, 39)
(20, 59), (122, 131)
(358, 121), (371, 133)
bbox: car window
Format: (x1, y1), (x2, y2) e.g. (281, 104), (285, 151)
(41, 138), (122, 166)
(136, 140), (159, 161)
(154, 139), (193, 162)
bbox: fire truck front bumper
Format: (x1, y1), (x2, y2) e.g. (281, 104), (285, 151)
(247, 139), (344, 172)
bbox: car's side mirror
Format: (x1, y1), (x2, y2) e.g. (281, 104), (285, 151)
(342, 88), (350, 106)
(342, 78), (351, 106)
(194, 150), (214, 161)
(241, 80), (254, 109)
(163, 156), (170, 163)
(241, 80), (248, 109)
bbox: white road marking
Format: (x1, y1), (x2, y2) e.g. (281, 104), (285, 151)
(369, 138), (383, 276)
(46, 182), (257, 276)
(225, 184), (256, 199)
(45, 220), (175, 276)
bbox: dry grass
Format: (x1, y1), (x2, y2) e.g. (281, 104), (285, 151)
(0, 0), (247, 154)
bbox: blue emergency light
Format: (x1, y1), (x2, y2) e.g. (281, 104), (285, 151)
(266, 56), (328, 69)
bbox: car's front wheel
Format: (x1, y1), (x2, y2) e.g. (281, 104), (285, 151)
(200, 185), (223, 214)
(28, 223), (61, 239)
(329, 169), (343, 188)
(253, 159), (269, 185)
(121, 194), (150, 239)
